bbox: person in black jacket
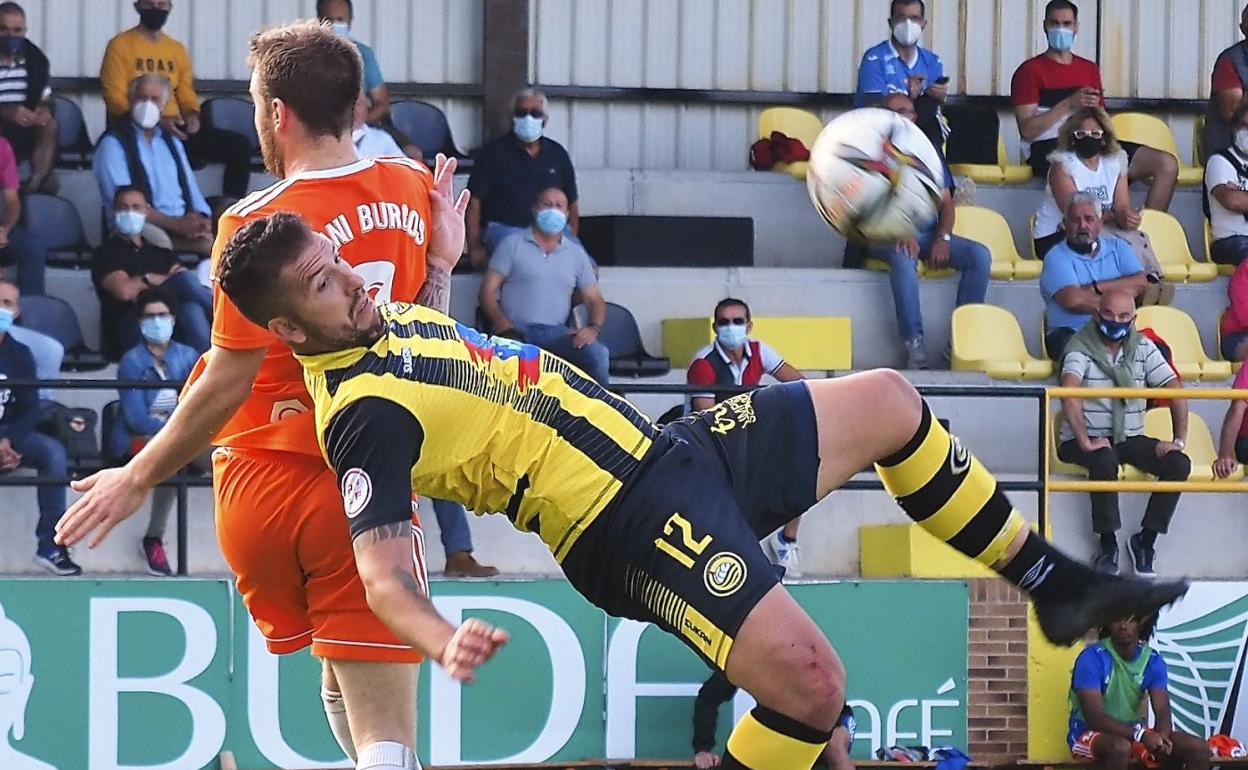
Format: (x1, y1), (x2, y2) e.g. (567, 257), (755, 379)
(0, 279), (79, 575)
(0, 3), (57, 194)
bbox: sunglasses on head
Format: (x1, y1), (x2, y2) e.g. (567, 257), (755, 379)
(514, 108), (544, 119)
(715, 317), (748, 327)
(1073, 129), (1104, 140)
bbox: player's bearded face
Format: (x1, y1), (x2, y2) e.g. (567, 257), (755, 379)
(283, 235), (385, 352)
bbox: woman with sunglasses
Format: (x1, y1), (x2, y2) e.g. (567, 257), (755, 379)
(1033, 106), (1141, 259)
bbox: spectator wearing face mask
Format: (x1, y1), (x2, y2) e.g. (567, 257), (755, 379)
(467, 86), (581, 270)
(686, 297), (806, 573)
(1206, 103), (1248, 268)
(478, 186), (609, 385)
(91, 185), (212, 358)
(111, 286), (207, 576)
(0, 2), (58, 195)
(94, 74), (214, 257)
(99, 0), (253, 199)
(1012, 0), (1177, 212)
(853, 0), (948, 146)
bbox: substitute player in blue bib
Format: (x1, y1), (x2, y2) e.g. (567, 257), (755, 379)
(1068, 615), (1208, 770)
(206, 211), (1186, 770)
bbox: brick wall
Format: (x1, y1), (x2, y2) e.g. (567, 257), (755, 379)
(967, 578), (1029, 760)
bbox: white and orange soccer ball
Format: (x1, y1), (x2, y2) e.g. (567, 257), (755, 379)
(806, 107), (945, 242)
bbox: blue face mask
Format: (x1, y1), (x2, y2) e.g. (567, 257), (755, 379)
(114, 210), (146, 236)
(0, 307), (13, 334)
(140, 315), (174, 345)
(716, 323), (749, 349)
(1047, 27), (1075, 52)
(0, 36), (22, 56)
(330, 21), (350, 37)
(513, 115), (543, 144)
(1097, 318), (1132, 341)
(534, 207), (567, 235)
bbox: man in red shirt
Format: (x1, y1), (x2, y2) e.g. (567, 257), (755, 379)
(1204, 6), (1248, 161)
(1011, 0), (1177, 211)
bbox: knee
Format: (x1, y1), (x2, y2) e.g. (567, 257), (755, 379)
(1096, 734), (1132, 764)
(779, 651), (847, 729)
(969, 242), (992, 271)
(1085, 448), (1119, 479)
(1161, 450), (1191, 480)
(40, 116), (58, 138)
(869, 368), (922, 418)
(1158, 150), (1180, 179)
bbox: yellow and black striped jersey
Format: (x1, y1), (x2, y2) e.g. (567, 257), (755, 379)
(298, 302), (658, 561)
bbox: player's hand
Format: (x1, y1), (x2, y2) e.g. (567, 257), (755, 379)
(427, 153), (471, 274)
(440, 617), (509, 683)
(570, 327), (599, 349)
(55, 467), (151, 548)
(694, 751), (722, 769)
(1215, 455), (1240, 479)
(1079, 436), (1111, 452)
(928, 237), (951, 268)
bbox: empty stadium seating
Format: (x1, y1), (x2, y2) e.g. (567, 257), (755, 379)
(950, 304), (1052, 380)
(1135, 305), (1233, 381)
(1138, 209), (1217, 282)
(948, 136), (1031, 185)
(952, 205), (1041, 280)
(1143, 407), (1242, 482)
(757, 107), (822, 180)
(1110, 112), (1203, 186)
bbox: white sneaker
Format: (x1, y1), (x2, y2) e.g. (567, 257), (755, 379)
(766, 531), (802, 577)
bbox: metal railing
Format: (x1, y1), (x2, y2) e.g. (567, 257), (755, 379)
(2, 378), (1116, 575)
(1043, 386), (1248, 537)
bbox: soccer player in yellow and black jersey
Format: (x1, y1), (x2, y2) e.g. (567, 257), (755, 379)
(210, 211), (1187, 770)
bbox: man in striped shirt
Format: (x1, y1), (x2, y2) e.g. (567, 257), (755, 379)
(1058, 290), (1189, 579)
(0, 3), (56, 194)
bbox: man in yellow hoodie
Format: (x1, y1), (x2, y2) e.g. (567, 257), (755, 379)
(99, 0), (252, 198)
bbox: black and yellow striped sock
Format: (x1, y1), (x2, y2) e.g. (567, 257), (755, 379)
(876, 401), (1096, 602)
(720, 706), (832, 770)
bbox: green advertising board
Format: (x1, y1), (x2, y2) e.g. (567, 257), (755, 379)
(0, 579), (966, 769)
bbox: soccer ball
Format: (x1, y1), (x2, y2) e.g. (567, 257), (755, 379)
(806, 107), (945, 242)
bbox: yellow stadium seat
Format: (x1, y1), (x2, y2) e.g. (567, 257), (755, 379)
(1110, 112), (1202, 186)
(1028, 213), (1040, 260)
(948, 136), (1032, 185)
(952, 205), (1042, 280)
(1206, 219), (1239, 277)
(862, 255), (953, 278)
(1138, 209), (1217, 283)
(758, 107), (824, 180)
(1135, 305), (1234, 381)
(950, 304), (1053, 380)
(660, 316), (852, 371)
(1143, 407), (1242, 481)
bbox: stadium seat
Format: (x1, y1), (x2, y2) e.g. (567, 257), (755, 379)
(201, 97), (261, 164)
(1143, 407), (1241, 481)
(50, 94), (93, 168)
(17, 295), (107, 371)
(757, 107), (823, 180)
(1109, 112), (1202, 186)
(22, 193), (92, 269)
(388, 101), (469, 166)
(950, 304), (1053, 380)
(951, 205), (1041, 280)
(948, 136), (1031, 184)
(1138, 209), (1217, 282)
(1135, 305), (1233, 381)
(1205, 219), (1239, 277)
(600, 302), (670, 377)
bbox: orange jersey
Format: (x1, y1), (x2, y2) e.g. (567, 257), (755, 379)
(196, 156), (433, 455)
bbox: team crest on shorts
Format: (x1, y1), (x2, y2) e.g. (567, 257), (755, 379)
(704, 552), (747, 597)
(341, 468), (372, 518)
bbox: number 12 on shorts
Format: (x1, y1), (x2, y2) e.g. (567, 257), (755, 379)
(655, 512), (713, 568)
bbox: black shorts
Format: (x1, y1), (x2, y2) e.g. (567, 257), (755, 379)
(561, 381), (820, 668)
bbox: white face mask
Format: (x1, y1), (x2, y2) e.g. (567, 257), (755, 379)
(1235, 128), (1248, 155)
(131, 99), (161, 130)
(892, 18), (922, 47)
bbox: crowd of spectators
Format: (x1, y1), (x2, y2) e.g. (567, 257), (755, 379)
(0, 0), (1247, 592)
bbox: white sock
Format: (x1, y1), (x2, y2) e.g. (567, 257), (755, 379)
(320, 687), (356, 761)
(357, 741), (420, 770)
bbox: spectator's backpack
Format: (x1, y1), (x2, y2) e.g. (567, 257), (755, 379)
(37, 400), (101, 470)
(1202, 147), (1248, 222)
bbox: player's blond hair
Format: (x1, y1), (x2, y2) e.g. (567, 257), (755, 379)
(248, 19), (362, 139)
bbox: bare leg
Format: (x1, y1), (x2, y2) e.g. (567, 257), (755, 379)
(1129, 146), (1178, 212)
(28, 117), (57, 191)
(327, 658), (419, 759)
(822, 724), (855, 770)
(1091, 733), (1132, 770)
(1166, 731), (1210, 770)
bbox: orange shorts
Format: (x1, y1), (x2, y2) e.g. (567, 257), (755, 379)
(213, 447), (427, 662)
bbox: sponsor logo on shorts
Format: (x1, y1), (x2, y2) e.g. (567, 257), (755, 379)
(682, 616), (712, 646)
(703, 552), (747, 597)
(341, 468), (372, 518)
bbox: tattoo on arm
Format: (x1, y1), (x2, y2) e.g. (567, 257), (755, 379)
(394, 566), (428, 599)
(353, 520), (411, 548)
(416, 265), (452, 314)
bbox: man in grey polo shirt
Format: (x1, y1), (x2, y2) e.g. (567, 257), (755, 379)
(1058, 289), (1189, 579)
(478, 185), (610, 384)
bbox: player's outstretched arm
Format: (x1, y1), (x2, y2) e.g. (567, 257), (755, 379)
(353, 520), (507, 682)
(417, 153), (470, 315)
(55, 345), (267, 548)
